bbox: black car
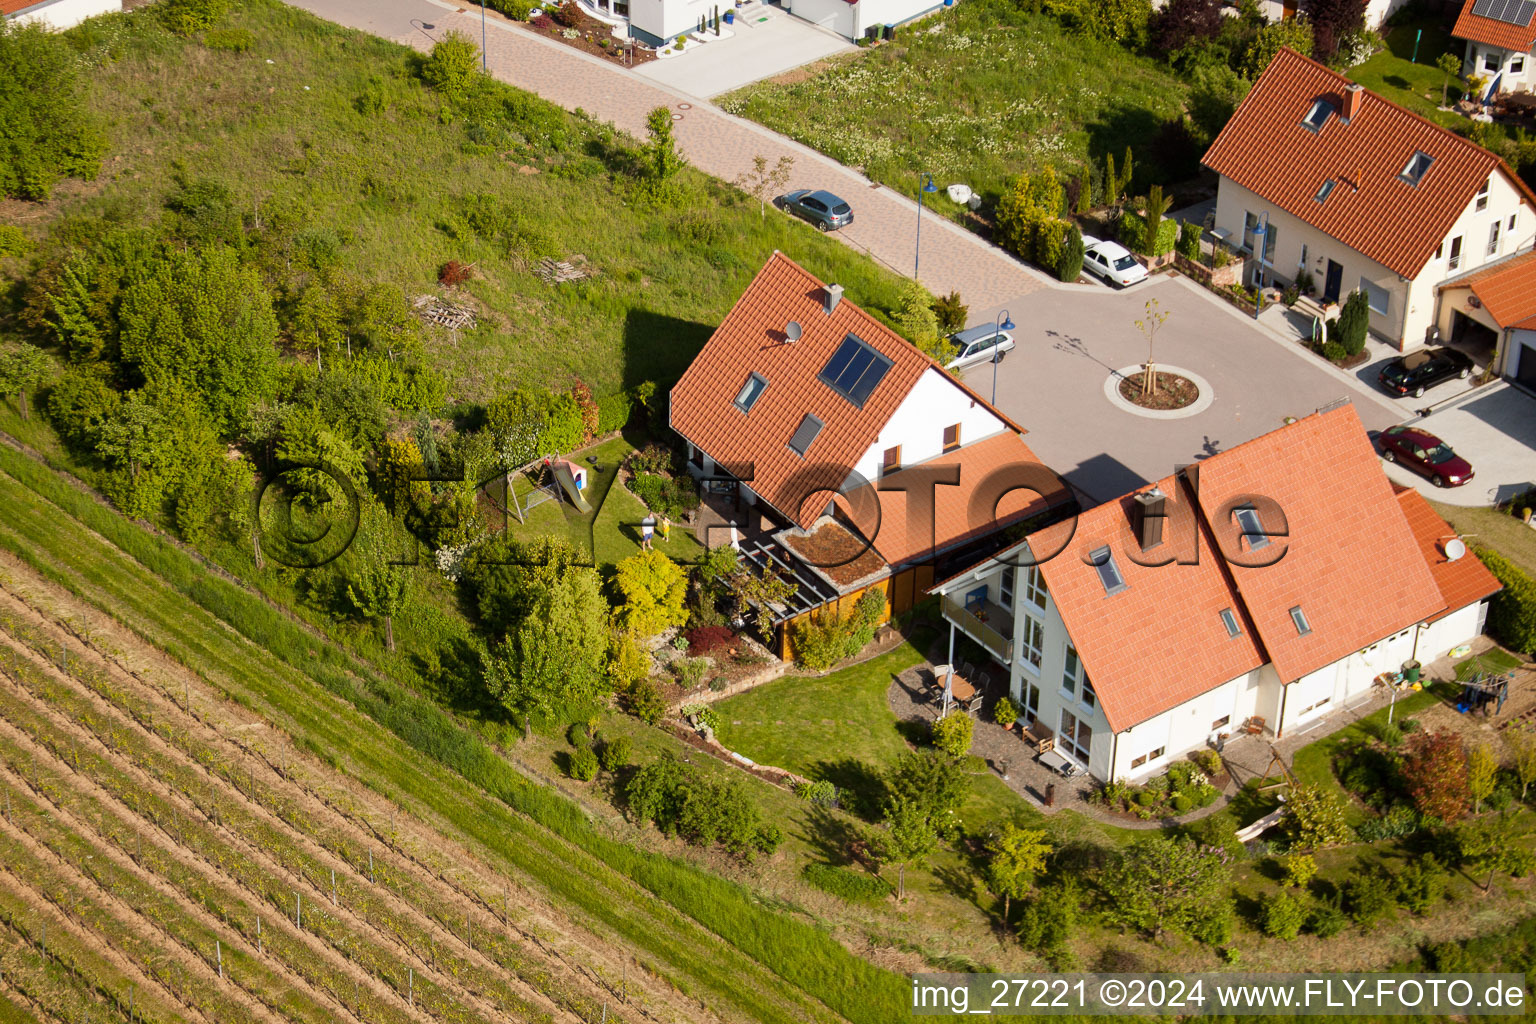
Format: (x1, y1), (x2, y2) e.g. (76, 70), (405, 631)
(772, 189), (854, 232)
(1377, 346), (1474, 398)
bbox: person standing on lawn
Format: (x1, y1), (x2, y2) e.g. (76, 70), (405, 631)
(641, 516), (655, 550)
(660, 515), (671, 543)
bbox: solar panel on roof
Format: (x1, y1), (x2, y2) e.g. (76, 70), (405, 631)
(1471, 0), (1493, 15)
(1514, 0), (1536, 26)
(817, 333), (893, 408)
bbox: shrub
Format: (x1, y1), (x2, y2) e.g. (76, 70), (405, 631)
(628, 443), (676, 475)
(673, 657), (708, 691)
(440, 260), (473, 287)
(1353, 805), (1422, 843)
(931, 713), (973, 758)
(1016, 881), (1079, 953)
(931, 291), (968, 334)
(802, 862), (891, 903)
(0, 224), (31, 257)
(625, 678), (666, 725)
(1343, 871), (1396, 930)
(790, 589), (886, 670)
(1167, 761), (1205, 793)
(568, 744), (599, 781)
(599, 735), (632, 772)
(1283, 785), (1353, 851)
(1395, 854), (1448, 914)
(1474, 546), (1536, 654)
(630, 471), (699, 520)
(1194, 783), (1218, 807)
(795, 779), (838, 805)
(993, 697), (1018, 728)
(158, 0), (227, 35)
(595, 390), (632, 434)
(1280, 853), (1317, 888)
(1308, 894), (1349, 937)
(1135, 790), (1156, 807)
(1336, 289), (1371, 357)
(685, 625), (735, 657)
(1176, 220), (1201, 260)
(1056, 224), (1085, 282)
(1321, 340), (1348, 362)
(203, 27), (253, 51)
(1263, 890), (1307, 940)
(614, 550), (689, 637)
(627, 756), (779, 858)
(1404, 730), (1470, 822)
(1191, 749), (1222, 776)
(422, 31), (484, 101)
(1282, 286), (1299, 306)
(0, 22), (106, 201)
(1170, 794), (1192, 813)
(553, 0), (582, 25)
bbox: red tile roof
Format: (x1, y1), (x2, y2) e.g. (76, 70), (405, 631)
(670, 252), (1026, 529)
(1, 0), (44, 12)
(1438, 248), (1536, 327)
(1393, 485), (1503, 621)
(1192, 404), (1446, 686)
(1026, 474), (1266, 734)
(1453, 0), (1536, 53)
(1201, 48), (1536, 279)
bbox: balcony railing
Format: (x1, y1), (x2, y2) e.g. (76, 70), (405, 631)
(940, 594), (1014, 664)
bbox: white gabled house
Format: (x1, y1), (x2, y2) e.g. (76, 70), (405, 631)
(1454, 0), (1536, 95)
(2, 0), (118, 29)
(931, 404), (1501, 783)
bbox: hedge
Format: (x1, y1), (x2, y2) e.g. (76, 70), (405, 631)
(1475, 545), (1536, 654)
(1118, 211), (1177, 257)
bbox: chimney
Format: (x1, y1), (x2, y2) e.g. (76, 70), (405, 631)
(823, 284), (844, 316)
(784, 320), (802, 343)
(1342, 83), (1363, 123)
(1132, 488), (1166, 551)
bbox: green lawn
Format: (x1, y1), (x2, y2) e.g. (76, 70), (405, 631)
(1429, 498), (1536, 581)
(1350, 14), (1464, 129)
(717, 0), (1188, 221)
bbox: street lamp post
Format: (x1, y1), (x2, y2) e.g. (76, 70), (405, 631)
(915, 173), (938, 279)
(991, 309), (1014, 406)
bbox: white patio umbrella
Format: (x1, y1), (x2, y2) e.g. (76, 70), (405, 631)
(941, 667), (953, 718)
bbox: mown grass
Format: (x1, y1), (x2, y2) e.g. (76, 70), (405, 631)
(0, 446), (917, 1024)
(1349, 14), (1464, 129)
(717, 0), (1188, 219)
(1429, 497), (1536, 581)
(10, 0), (913, 402)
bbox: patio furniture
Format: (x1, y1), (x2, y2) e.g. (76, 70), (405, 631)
(1241, 716), (1266, 735)
(1021, 718), (1054, 754)
(1038, 748), (1084, 778)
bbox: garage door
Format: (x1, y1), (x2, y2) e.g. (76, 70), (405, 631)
(1518, 342), (1536, 390)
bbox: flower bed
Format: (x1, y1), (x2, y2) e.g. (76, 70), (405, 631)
(1091, 752), (1227, 820)
(1118, 371), (1199, 411)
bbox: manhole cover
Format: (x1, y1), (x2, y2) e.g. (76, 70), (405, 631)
(678, 102), (692, 109)
(671, 113), (684, 121)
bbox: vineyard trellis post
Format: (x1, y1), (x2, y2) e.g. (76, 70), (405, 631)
(216, 940), (223, 979)
(369, 849), (375, 884)
(409, 967), (414, 1007)
(257, 915), (262, 954)
(331, 869), (337, 905)
(295, 891), (301, 928)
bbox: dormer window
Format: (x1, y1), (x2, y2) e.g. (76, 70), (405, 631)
(1302, 99), (1334, 132)
(1089, 546), (1127, 596)
(1289, 605), (1312, 636)
(1315, 179), (1336, 204)
(734, 372), (768, 413)
(787, 413), (823, 456)
(1400, 151), (1434, 187)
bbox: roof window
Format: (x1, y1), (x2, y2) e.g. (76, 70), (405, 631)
(1089, 546), (1128, 596)
(1302, 99), (1334, 132)
(787, 413), (823, 456)
(734, 372), (768, 413)
(818, 333), (893, 408)
(1314, 179), (1336, 203)
(1400, 151), (1434, 187)
(1233, 505), (1270, 550)
(1219, 608), (1242, 638)
(1289, 605), (1312, 636)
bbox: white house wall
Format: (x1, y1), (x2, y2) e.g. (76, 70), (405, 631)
(1510, 328), (1536, 381)
(629, 0), (715, 43)
(1110, 667), (1271, 782)
(1464, 40), (1534, 94)
(6, 0), (117, 29)
(850, 368), (1006, 483)
(856, 0), (944, 32)
(784, 0), (856, 37)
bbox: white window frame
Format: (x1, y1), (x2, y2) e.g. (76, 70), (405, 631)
(1489, 219), (1502, 257)
(1485, 51), (1502, 73)
(999, 566), (1014, 607)
(1513, 54), (1527, 74)
(1061, 645), (1095, 710)
(1476, 179), (1490, 212)
(1360, 277), (1389, 316)
(1449, 235), (1463, 270)
(1021, 564), (1047, 610)
(1018, 613), (1044, 672)
(1059, 708), (1092, 766)
(1242, 211), (1259, 252)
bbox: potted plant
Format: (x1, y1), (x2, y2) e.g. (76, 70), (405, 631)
(993, 697), (1018, 731)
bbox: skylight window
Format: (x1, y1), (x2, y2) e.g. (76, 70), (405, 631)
(1400, 151), (1434, 187)
(787, 413), (823, 456)
(1219, 608), (1242, 638)
(1289, 605), (1312, 636)
(818, 334), (893, 408)
(1302, 99), (1334, 132)
(1233, 505), (1270, 550)
(1314, 179), (1336, 203)
(734, 372), (768, 413)
(1089, 546), (1127, 596)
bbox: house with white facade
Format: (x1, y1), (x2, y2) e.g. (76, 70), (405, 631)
(2, 0), (118, 29)
(930, 404), (1501, 783)
(626, 0), (940, 45)
(1436, 247), (1536, 389)
(779, 0), (948, 42)
(669, 251), (1070, 656)
(1248, 0), (1409, 31)
(1454, 0), (1536, 95)
(1202, 47), (1536, 350)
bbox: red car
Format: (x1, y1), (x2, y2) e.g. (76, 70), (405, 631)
(1378, 425), (1475, 488)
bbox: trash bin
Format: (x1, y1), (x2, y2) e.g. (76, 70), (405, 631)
(1401, 659), (1421, 683)
(723, 9), (733, 21)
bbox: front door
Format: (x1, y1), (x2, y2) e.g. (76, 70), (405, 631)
(1324, 260), (1344, 303)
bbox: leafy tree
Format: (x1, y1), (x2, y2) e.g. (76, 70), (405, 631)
(1302, 0), (1363, 61)
(1150, 0), (1224, 56)
(1436, 52), (1463, 108)
(1336, 288), (1370, 357)
(0, 22), (106, 200)
(1132, 185), (1173, 258)
(599, 735), (632, 773)
(483, 564), (609, 736)
(644, 106), (685, 182)
(1503, 725), (1536, 801)
(291, 283), (345, 372)
(1405, 730), (1470, 822)
(613, 549), (689, 637)
(884, 749), (968, 828)
(422, 31), (483, 101)
(1189, 63), (1252, 142)
(930, 712), (973, 758)
(1134, 298), (1169, 395)
(1263, 890), (1307, 939)
(1057, 225), (1085, 282)
(1044, 0), (1152, 46)
(96, 390), (178, 517)
(1099, 836), (1232, 941)
(345, 505), (412, 651)
(0, 344), (50, 420)
(733, 154), (794, 218)
(931, 291), (968, 334)
(1016, 879), (1078, 953)
(1282, 784), (1353, 851)
(1395, 854), (1448, 914)
(1453, 813), (1527, 892)
(1280, 852), (1317, 888)
(1243, 16), (1314, 78)
(45, 365), (120, 451)
(894, 281), (948, 362)
(986, 825), (1051, 923)
(1467, 742), (1499, 814)
(873, 797), (937, 900)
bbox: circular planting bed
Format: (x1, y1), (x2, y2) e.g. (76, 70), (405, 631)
(1118, 370), (1200, 411)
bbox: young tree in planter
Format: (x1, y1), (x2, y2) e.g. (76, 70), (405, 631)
(875, 796), (937, 900)
(0, 344), (50, 421)
(1135, 298), (1170, 396)
(1336, 289), (1371, 357)
(733, 154), (794, 218)
(993, 696), (1018, 730)
(985, 825), (1051, 925)
(1406, 730), (1470, 822)
(1437, 52), (1464, 108)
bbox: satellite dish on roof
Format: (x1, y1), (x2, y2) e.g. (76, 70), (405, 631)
(785, 321), (802, 342)
(1443, 537), (1467, 562)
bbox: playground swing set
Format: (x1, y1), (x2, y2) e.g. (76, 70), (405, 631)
(501, 456), (594, 523)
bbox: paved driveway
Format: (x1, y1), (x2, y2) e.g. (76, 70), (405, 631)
(956, 275), (1406, 503)
(1379, 383), (1536, 507)
(633, 4), (854, 98)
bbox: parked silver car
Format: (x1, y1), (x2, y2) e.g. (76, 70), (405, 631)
(944, 324), (1016, 369)
(773, 189), (854, 231)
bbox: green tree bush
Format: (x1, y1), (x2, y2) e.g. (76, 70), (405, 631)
(1282, 784), (1353, 850)
(344, 506), (413, 651)
(1475, 547), (1536, 654)
(1243, 15), (1313, 77)
(1405, 730), (1470, 822)
(0, 345), (51, 421)
(1336, 289), (1370, 357)
(985, 825), (1051, 923)
(600, 735), (632, 773)
(158, 0), (228, 34)
(894, 281), (949, 362)
(0, 22), (106, 199)
(422, 31), (484, 101)
(931, 291), (968, 334)
(614, 549), (689, 637)
(1263, 890), (1307, 939)
(1395, 854), (1448, 914)
(1057, 224), (1085, 282)
(871, 797), (937, 900)
(1279, 852), (1317, 888)
(1343, 870), (1396, 930)
(1099, 836), (1231, 941)
(930, 712), (973, 758)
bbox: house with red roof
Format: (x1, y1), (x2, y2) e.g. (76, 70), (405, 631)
(1454, 0), (1536, 94)
(930, 403), (1501, 782)
(1435, 248), (1536, 390)
(1201, 48), (1536, 352)
(2, 0), (118, 30)
(670, 252), (1070, 655)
